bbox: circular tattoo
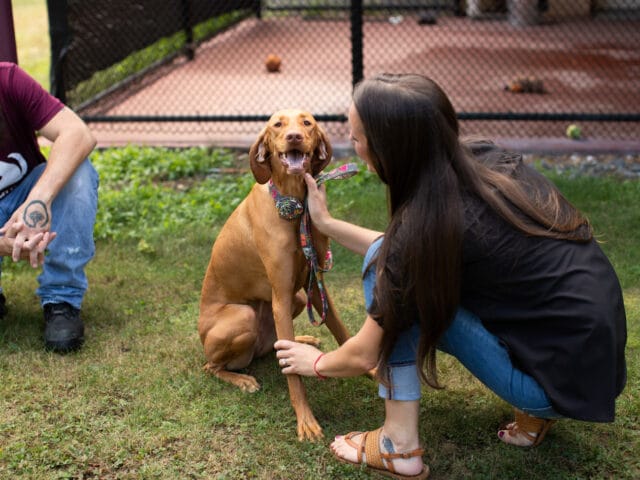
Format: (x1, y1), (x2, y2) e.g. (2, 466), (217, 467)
(23, 200), (50, 228)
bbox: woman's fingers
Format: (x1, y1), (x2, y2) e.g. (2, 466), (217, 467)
(274, 339), (295, 352)
(303, 173), (317, 191)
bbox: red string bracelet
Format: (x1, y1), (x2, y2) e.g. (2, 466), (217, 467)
(313, 353), (327, 380)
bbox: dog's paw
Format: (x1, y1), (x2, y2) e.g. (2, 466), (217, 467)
(235, 375), (261, 393)
(294, 335), (321, 347)
(203, 363), (261, 393)
(297, 419), (324, 442)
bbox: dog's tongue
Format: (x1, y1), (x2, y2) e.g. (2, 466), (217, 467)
(283, 150), (307, 173)
(286, 150), (305, 166)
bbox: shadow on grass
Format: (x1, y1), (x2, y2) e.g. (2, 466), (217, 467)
(0, 305), (44, 353)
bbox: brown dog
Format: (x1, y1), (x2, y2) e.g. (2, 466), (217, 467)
(198, 109), (351, 441)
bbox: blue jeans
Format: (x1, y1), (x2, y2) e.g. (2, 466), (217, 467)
(363, 237), (561, 419)
(0, 160), (99, 310)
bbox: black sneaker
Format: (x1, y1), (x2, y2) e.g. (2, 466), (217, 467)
(0, 293), (6, 319)
(43, 302), (84, 353)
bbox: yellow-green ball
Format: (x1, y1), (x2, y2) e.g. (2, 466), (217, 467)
(566, 124), (582, 140)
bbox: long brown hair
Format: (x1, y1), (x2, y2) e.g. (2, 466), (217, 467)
(354, 73), (591, 388)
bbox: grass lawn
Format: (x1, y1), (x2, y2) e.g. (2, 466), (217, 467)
(0, 147), (638, 479)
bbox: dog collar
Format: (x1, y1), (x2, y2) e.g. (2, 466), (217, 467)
(268, 162), (359, 221)
(269, 180), (304, 220)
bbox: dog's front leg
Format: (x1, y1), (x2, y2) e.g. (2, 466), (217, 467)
(272, 288), (324, 441)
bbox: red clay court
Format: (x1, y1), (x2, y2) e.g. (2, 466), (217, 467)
(82, 14), (640, 153)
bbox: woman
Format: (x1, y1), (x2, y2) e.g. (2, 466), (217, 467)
(274, 73), (626, 480)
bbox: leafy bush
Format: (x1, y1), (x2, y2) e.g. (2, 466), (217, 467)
(91, 146), (252, 240)
(90, 146), (385, 242)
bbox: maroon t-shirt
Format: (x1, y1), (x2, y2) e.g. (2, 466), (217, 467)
(0, 62), (64, 199)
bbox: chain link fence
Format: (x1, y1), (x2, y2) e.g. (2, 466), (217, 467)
(48, 0), (640, 145)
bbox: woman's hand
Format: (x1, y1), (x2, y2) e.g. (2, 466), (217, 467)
(275, 317), (383, 379)
(305, 172), (382, 256)
(274, 339), (323, 377)
(304, 173), (333, 236)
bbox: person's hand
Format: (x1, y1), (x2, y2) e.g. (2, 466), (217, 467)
(1, 199), (53, 264)
(303, 173), (333, 234)
(0, 220), (56, 268)
(274, 339), (324, 377)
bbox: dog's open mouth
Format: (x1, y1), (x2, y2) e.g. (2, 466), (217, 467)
(279, 150), (310, 175)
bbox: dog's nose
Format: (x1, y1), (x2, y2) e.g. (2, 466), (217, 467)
(285, 131), (303, 143)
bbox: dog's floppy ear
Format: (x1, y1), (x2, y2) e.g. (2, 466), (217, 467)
(311, 127), (333, 177)
(249, 131), (272, 184)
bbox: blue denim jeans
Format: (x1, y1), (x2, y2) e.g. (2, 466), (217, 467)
(0, 160), (99, 309)
(363, 237), (561, 419)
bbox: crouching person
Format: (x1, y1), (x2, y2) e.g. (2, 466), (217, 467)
(0, 62), (98, 353)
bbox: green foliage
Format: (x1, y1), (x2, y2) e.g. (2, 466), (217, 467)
(91, 146), (252, 240)
(93, 145), (238, 185)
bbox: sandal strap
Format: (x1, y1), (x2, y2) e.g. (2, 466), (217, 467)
(511, 410), (557, 446)
(383, 448), (426, 460)
(362, 427), (425, 474)
(507, 423), (538, 444)
(364, 428), (389, 472)
(343, 431), (365, 464)
(513, 410), (546, 432)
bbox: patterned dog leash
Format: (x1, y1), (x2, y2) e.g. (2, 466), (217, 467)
(300, 162), (359, 325)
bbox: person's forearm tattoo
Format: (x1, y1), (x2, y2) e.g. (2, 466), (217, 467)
(23, 200), (50, 228)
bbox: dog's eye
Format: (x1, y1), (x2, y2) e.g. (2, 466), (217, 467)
(273, 122), (282, 128)
(303, 120), (312, 126)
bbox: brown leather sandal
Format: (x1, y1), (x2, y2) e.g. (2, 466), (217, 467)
(500, 409), (557, 447)
(332, 427), (430, 479)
